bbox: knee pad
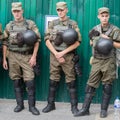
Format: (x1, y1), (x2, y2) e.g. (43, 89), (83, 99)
(103, 84), (112, 95)
(85, 85), (95, 93)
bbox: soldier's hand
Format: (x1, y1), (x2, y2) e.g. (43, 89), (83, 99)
(101, 34), (110, 39)
(3, 59), (8, 70)
(55, 51), (64, 59)
(29, 56), (36, 67)
(57, 57), (65, 64)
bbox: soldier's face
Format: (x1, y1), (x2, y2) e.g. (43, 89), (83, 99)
(12, 10), (23, 21)
(98, 12), (110, 26)
(57, 8), (68, 19)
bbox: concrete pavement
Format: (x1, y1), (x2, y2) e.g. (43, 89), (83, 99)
(0, 99), (114, 120)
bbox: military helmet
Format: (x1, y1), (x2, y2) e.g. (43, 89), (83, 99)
(62, 28), (78, 45)
(22, 30), (37, 46)
(95, 37), (113, 55)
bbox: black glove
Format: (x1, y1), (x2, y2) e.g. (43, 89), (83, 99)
(16, 32), (24, 47)
(89, 29), (100, 39)
(33, 63), (40, 76)
(72, 54), (82, 76)
(33, 55), (40, 76)
(54, 31), (63, 46)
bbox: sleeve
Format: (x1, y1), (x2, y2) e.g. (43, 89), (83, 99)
(112, 28), (120, 42)
(28, 20), (41, 42)
(72, 21), (82, 43)
(44, 21), (54, 42)
(89, 27), (100, 41)
(2, 23), (10, 46)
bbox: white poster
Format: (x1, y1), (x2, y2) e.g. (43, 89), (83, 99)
(45, 15), (58, 32)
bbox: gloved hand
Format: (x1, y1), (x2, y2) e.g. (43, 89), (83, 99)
(89, 29), (100, 39)
(72, 54), (82, 76)
(33, 63), (40, 76)
(16, 32), (24, 47)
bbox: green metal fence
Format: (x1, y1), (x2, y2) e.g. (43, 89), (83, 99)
(0, 0), (120, 103)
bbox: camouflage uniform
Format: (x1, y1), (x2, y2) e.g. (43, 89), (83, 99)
(45, 17), (81, 82)
(74, 7), (120, 118)
(0, 24), (3, 65)
(42, 2), (81, 115)
(3, 19), (41, 81)
(88, 23), (120, 88)
(3, 2), (40, 115)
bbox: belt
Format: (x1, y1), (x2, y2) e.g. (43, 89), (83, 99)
(9, 50), (33, 55)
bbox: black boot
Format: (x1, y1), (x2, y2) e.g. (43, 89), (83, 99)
(67, 81), (79, 114)
(13, 79), (24, 112)
(100, 84), (112, 118)
(42, 80), (59, 113)
(25, 80), (40, 115)
(74, 85), (95, 117)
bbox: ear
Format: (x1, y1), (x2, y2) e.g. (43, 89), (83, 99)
(97, 14), (100, 19)
(66, 8), (68, 13)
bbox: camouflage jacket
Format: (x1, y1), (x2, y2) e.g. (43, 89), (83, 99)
(3, 19), (41, 52)
(45, 17), (81, 51)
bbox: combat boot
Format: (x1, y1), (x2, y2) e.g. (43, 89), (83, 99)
(13, 79), (24, 112)
(42, 80), (59, 113)
(74, 85), (95, 116)
(100, 84), (112, 118)
(67, 81), (79, 114)
(25, 80), (40, 115)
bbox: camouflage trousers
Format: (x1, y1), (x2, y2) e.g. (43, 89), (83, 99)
(8, 51), (34, 81)
(50, 52), (75, 83)
(87, 57), (116, 88)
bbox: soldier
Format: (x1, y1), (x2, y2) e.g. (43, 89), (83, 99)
(0, 24), (3, 65)
(74, 7), (120, 118)
(42, 2), (82, 115)
(2, 2), (40, 115)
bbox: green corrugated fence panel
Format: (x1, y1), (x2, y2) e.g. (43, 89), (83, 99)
(0, 0), (120, 103)
(104, 0), (120, 103)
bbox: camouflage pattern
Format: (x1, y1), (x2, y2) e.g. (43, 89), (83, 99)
(56, 2), (67, 10)
(45, 17), (81, 82)
(50, 52), (75, 82)
(87, 57), (116, 88)
(98, 7), (109, 14)
(8, 51), (34, 81)
(88, 23), (120, 88)
(12, 2), (22, 11)
(3, 19), (41, 81)
(3, 19), (41, 52)
(92, 24), (119, 59)
(45, 17), (81, 51)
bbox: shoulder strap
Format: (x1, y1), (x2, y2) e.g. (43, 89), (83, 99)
(23, 19), (29, 29)
(105, 24), (114, 36)
(95, 24), (114, 36)
(9, 21), (15, 30)
(105, 25), (114, 36)
(68, 20), (74, 28)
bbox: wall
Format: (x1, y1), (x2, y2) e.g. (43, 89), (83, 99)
(0, 0), (120, 103)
